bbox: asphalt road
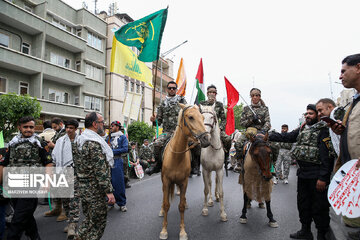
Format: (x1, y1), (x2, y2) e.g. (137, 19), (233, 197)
(32, 165), (304, 240)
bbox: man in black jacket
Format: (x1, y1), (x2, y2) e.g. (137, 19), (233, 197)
(269, 104), (334, 240)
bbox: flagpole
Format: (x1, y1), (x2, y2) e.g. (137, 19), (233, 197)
(152, 60), (160, 116)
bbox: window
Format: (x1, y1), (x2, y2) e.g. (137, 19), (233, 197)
(24, 3), (33, 13)
(51, 17), (72, 33)
(124, 80), (129, 95)
(49, 89), (69, 104)
(22, 42), (30, 54)
(141, 86), (144, 95)
(85, 63), (102, 81)
(50, 52), (70, 68)
(130, 82), (134, 92)
(74, 96), (79, 105)
(76, 29), (82, 37)
(0, 33), (9, 47)
(75, 61), (81, 71)
(19, 82), (29, 95)
(0, 77), (6, 92)
(84, 96), (101, 112)
(136, 84), (140, 93)
(87, 32), (102, 51)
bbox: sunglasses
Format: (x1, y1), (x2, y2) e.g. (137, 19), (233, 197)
(168, 87), (177, 90)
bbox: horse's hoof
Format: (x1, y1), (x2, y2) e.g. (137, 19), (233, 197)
(201, 209), (208, 216)
(220, 214), (228, 222)
(179, 232), (188, 240)
(258, 203), (265, 209)
(207, 201), (214, 207)
(159, 210), (164, 217)
(268, 221), (279, 228)
(159, 231), (168, 239)
(239, 217), (247, 224)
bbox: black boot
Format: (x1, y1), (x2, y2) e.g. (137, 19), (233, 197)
(290, 225), (313, 240)
(317, 230), (328, 240)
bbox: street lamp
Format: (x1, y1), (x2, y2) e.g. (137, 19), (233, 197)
(159, 40), (188, 100)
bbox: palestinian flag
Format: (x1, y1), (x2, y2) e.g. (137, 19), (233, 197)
(194, 58), (205, 104)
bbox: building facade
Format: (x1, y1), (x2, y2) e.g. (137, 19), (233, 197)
(101, 12), (174, 126)
(0, 0), (107, 127)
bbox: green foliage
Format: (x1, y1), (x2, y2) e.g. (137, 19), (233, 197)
(233, 103), (245, 131)
(0, 93), (42, 142)
(127, 121), (156, 145)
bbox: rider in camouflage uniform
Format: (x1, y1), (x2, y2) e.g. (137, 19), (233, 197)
(235, 88), (271, 166)
(1, 116), (53, 240)
(75, 112), (115, 240)
(269, 104), (334, 240)
(147, 81), (187, 175)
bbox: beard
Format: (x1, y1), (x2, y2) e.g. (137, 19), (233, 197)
(97, 126), (105, 135)
(306, 117), (318, 126)
(208, 97), (215, 104)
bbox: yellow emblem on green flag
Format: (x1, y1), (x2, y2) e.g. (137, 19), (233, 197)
(114, 8), (168, 62)
(110, 36), (153, 88)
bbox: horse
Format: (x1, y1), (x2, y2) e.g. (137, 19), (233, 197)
(159, 104), (210, 240)
(239, 132), (279, 228)
(199, 104), (227, 222)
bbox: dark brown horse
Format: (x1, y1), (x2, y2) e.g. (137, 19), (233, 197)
(159, 104), (210, 240)
(239, 133), (279, 228)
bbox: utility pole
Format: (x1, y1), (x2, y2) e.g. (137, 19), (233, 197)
(94, 0), (98, 14)
(159, 40), (188, 100)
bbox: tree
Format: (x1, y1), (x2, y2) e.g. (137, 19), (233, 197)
(127, 121), (156, 145)
(233, 103), (245, 131)
(0, 93), (42, 142)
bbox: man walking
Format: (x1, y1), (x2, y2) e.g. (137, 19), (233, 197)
(0, 116), (53, 240)
(52, 119), (80, 239)
(106, 120), (128, 212)
(75, 112), (115, 240)
(270, 104), (335, 240)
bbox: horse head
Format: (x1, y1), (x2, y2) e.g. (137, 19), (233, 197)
(199, 104), (219, 136)
(179, 103), (210, 148)
(249, 132), (273, 181)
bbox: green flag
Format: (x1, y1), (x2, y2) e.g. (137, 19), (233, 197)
(114, 8), (168, 62)
(0, 131), (4, 148)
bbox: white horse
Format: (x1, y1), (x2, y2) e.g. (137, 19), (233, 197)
(199, 104), (227, 222)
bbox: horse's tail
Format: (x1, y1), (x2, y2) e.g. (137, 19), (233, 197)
(169, 183), (175, 202)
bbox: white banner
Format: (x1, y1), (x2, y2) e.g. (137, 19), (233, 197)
(122, 92), (143, 121)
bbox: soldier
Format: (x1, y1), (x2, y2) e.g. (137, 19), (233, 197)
(51, 119), (80, 238)
(0, 116), (53, 240)
(44, 117), (67, 221)
(139, 139), (155, 170)
(235, 88), (271, 169)
(75, 112), (115, 240)
(105, 121), (128, 212)
(269, 104), (334, 240)
(128, 142), (148, 176)
(147, 81), (187, 175)
(273, 124), (293, 185)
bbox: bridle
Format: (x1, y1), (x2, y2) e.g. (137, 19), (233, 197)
(201, 109), (222, 150)
(168, 106), (208, 154)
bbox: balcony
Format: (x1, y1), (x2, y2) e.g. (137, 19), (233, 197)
(38, 99), (85, 119)
(0, 46), (85, 86)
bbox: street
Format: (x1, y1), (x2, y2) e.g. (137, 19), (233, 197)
(34, 166), (302, 240)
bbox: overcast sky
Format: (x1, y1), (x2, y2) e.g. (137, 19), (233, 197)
(64, 0), (360, 131)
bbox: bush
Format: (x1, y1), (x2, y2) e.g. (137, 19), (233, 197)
(127, 121), (155, 145)
(0, 93), (42, 142)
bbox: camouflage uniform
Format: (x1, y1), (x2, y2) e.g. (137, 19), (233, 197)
(153, 95), (187, 163)
(139, 144), (154, 167)
(200, 100), (232, 150)
(1, 135), (52, 240)
(274, 142), (293, 180)
(52, 128), (66, 144)
(235, 103), (271, 161)
(62, 141), (80, 224)
(74, 141), (113, 240)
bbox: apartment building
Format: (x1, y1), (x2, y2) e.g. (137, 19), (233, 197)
(0, 0), (107, 127)
(101, 12), (174, 126)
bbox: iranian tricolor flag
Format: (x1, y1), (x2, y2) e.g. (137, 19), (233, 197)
(195, 58), (205, 104)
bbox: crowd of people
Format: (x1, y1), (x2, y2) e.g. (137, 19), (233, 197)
(0, 53), (359, 240)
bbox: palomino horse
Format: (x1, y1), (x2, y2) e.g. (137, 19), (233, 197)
(199, 104), (227, 222)
(159, 104), (210, 240)
(239, 133), (279, 228)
